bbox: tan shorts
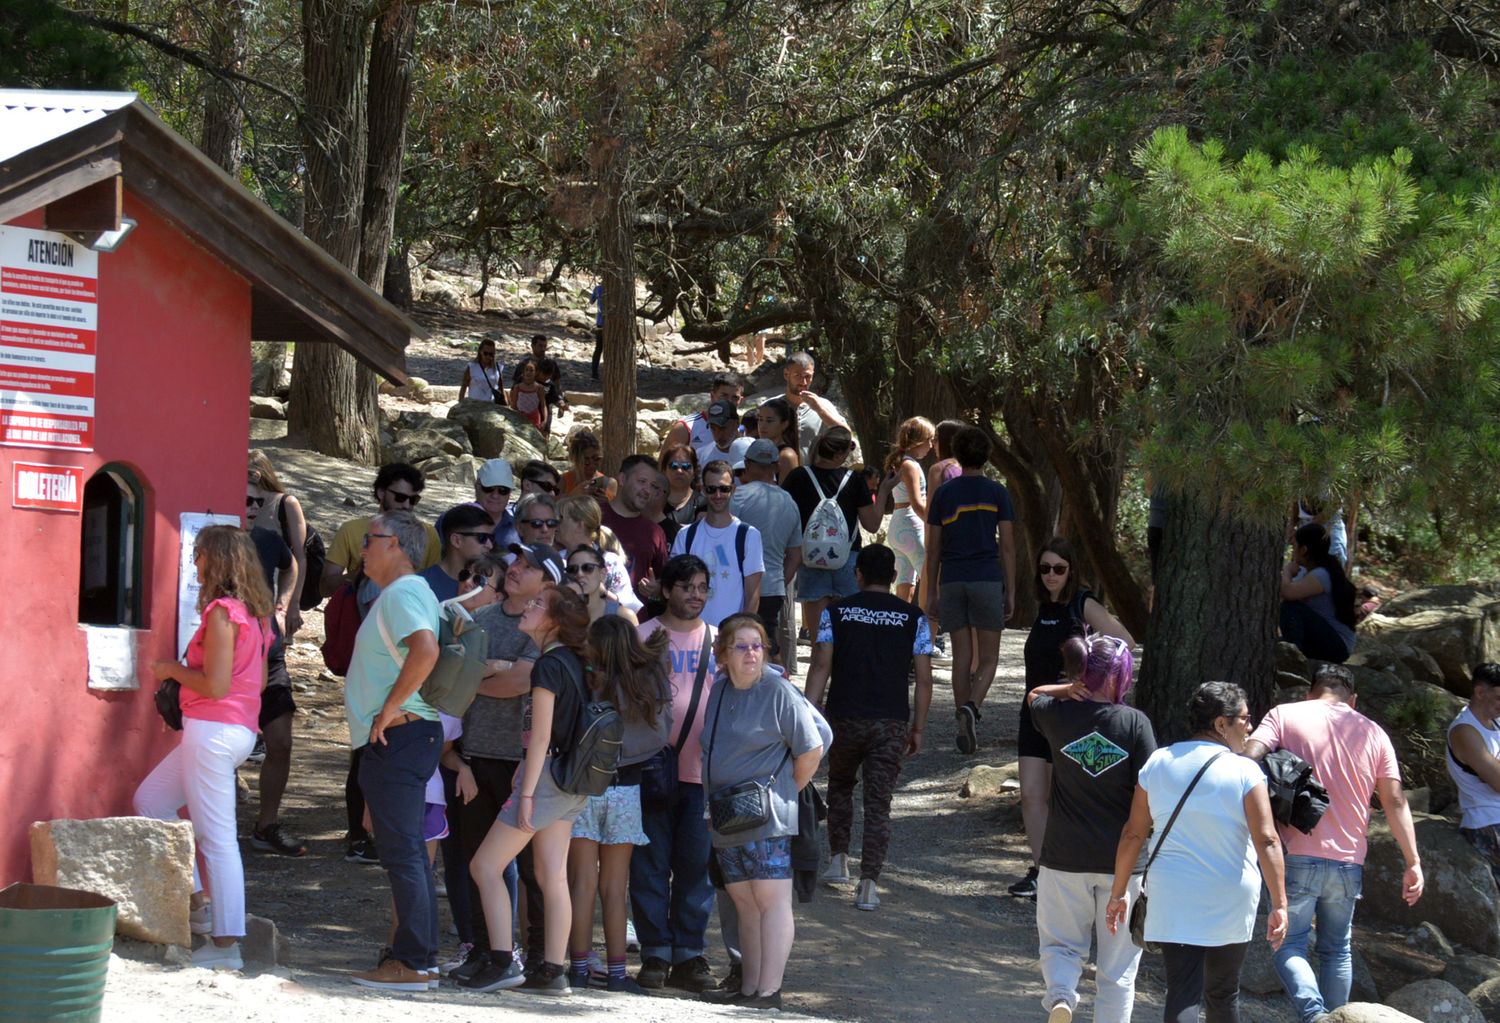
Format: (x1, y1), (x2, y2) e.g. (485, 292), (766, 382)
(497, 756), (589, 831)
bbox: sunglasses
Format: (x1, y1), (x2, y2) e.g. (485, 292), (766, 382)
(525, 479), (559, 494)
(732, 642), (765, 654)
(668, 461), (694, 471)
(362, 532), (395, 548)
(458, 532), (495, 544)
(523, 597), (547, 611)
(565, 563), (602, 576)
(245, 495), (265, 508)
(480, 485), (511, 497)
(458, 567), (498, 587)
(703, 485), (733, 495)
(522, 518), (560, 529)
(1039, 563), (1069, 575)
(385, 490), (421, 507)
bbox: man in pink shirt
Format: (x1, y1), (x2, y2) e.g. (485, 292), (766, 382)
(1244, 663), (1424, 1023)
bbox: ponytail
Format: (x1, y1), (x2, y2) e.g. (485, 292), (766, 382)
(1294, 522), (1356, 629)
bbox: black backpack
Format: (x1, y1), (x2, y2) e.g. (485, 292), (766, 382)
(278, 498), (327, 612)
(550, 653), (625, 797)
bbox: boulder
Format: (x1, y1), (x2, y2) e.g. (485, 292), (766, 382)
(249, 419), (289, 442)
(1385, 979), (1484, 1023)
(249, 342), (289, 397)
(1411, 921), (1457, 959)
(1470, 977), (1500, 1022)
(1321, 1006), (1422, 1022)
(562, 308), (593, 330)
(446, 398), (546, 459)
(413, 454), (478, 486)
(1276, 641), (1312, 681)
(1445, 954), (1500, 998)
(1362, 602), (1500, 697)
(383, 426), (470, 466)
(1365, 814), (1500, 954)
(1241, 926), (1378, 1000)
(638, 397), (670, 412)
(1384, 585), (1500, 617)
(243, 914), (290, 967)
(959, 763), (1018, 798)
(249, 396), (286, 420)
(31, 818), (194, 946)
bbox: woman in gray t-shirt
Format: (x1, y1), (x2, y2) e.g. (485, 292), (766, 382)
(698, 614), (823, 1010)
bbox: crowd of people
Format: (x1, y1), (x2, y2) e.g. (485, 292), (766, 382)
(131, 344), (1500, 1023)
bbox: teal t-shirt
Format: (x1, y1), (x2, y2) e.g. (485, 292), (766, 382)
(344, 573), (441, 748)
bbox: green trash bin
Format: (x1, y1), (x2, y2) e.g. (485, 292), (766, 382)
(0, 883), (117, 1022)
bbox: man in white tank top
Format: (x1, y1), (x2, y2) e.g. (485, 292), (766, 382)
(1448, 662), (1500, 887)
(660, 374), (744, 456)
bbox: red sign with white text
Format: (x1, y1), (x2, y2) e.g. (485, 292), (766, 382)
(12, 461), (85, 512)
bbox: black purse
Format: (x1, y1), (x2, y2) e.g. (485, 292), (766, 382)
(704, 687), (791, 836)
(154, 679), (184, 731)
(640, 629), (712, 813)
(1131, 750), (1226, 953)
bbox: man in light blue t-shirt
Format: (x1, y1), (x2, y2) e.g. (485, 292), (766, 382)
(345, 510), (445, 993)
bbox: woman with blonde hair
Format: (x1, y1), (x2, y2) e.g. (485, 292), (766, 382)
(876, 417), (935, 602)
(562, 429), (608, 496)
(555, 493), (641, 615)
(247, 449), (309, 636)
(135, 526), (275, 971)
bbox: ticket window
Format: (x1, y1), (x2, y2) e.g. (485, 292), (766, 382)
(78, 465), (145, 627)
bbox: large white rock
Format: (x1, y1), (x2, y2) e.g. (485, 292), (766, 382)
(30, 817), (193, 946)
(1321, 1005), (1422, 1022)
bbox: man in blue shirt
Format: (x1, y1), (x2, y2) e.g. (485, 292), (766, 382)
(420, 504), (495, 601)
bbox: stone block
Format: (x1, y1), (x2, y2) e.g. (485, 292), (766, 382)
(1469, 976), (1500, 1023)
(243, 914), (289, 967)
(31, 817), (193, 947)
(1386, 979), (1484, 1023)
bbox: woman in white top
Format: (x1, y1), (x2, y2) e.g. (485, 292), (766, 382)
(876, 416), (934, 603)
(460, 339), (506, 402)
(1106, 681), (1287, 1023)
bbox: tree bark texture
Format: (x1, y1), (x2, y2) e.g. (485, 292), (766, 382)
(1136, 490), (1281, 743)
(199, 0), (249, 175)
(597, 96), (638, 474)
(289, 0), (381, 463)
(358, 0), (417, 290)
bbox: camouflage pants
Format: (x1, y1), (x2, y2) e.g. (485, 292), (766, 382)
(826, 717), (909, 881)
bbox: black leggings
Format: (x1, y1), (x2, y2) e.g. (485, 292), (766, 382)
(346, 746), (367, 840)
(1279, 601), (1350, 663)
(1161, 941), (1248, 1023)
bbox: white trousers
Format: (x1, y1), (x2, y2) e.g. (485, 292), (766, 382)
(1037, 866), (1144, 1023)
(134, 718), (256, 938)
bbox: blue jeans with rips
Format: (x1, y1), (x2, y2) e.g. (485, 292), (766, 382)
(629, 782), (714, 965)
(1274, 854), (1363, 1022)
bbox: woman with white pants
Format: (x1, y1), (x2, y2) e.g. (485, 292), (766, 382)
(135, 526), (273, 971)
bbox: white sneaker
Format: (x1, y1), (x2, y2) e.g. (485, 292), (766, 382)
(854, 878), (880, 911)
(1047, 1001), (1074, 1023)
(191, 941), (243, 971)
(189, 904), (213, 936)
(822, 853), (854, 887)
(625, 916), (639, 952)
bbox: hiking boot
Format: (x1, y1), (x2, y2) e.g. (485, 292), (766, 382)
(666, 956), (716, 992)
(351, 958), (428, 992)
(744, 990), (783, 1010)
(1008, 865), (1039, 899)
(606, 975), (646, 995)
(821, 852), (853, 887)
(439, 942), (474, 976)
(718, 963), (743, 991)
(519, 962), (571, 996)
(636, 955), (671, 989)
(456, 952), (526, 992)
(251, 822), (307, 857)
(955, 703), (979, 753)
(344, 836), (380, 864)
(855, 878), (880, 911)
(191, 941), (242, 971)
(1047, 1000), (1074, 1023)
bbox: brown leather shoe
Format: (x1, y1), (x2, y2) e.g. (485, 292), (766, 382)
(351, 958), (428, 992)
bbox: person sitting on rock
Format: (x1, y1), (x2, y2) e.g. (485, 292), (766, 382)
(1245, 663), (1423, 1023)
(1447, 663), (1500, 891)
(1278, 522), (1357, 664)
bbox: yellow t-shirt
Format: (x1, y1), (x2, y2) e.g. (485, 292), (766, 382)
(328, 515), (442, 572)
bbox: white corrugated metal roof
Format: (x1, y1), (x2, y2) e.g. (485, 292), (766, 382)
(0, 90), (137, 163)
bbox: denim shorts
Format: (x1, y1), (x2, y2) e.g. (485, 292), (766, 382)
(938, 579), (1006, 631)
(715, 836), (793, 883)
(797, 560), (858, 602)
(571, 784), (649, 846)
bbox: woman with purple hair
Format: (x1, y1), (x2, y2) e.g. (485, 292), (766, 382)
(1026, 633), (1157, 1023)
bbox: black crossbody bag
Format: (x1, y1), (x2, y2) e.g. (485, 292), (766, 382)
(1130, 750), (1227, 953)
(639, 629), (712, 813)
(704, 687), (791, 836)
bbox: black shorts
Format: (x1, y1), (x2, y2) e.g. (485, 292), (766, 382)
(757, 596), (786, 656)
(258, 684), (297, 730)
(1016, 696), (1051, 762)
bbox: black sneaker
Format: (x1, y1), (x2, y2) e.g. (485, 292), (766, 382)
(666, 956), (716, 992)
(251, 822), (307, 857)
(717, 963), (743, 991)
(701, 987), (749, 1005)
(1008, 865), (1039, 899)
(606, 975), (646, 995)
(456, 952), (525, 992)
(344, 836), (379, 864)
(519, 962), (571, 996)
(636, 956), (670, 989)
(744, 990), (783, 1010)
(449, 943), (491, 984)
(955, 703), (979, 754)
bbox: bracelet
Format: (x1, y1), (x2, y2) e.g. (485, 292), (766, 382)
(1108, 895), (1125, 902)
(520, 794), (534, 800)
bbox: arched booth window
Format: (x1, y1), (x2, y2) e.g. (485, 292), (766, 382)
(79, 464), (145, 627)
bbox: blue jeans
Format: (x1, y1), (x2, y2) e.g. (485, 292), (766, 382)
(359, 720), (443, 969)
(629, 782), (714, 964)
(1274, 855), (1362, 1022)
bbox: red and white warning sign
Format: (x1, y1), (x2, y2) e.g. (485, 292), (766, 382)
(0, 226), (98, 451)
(12, 461), (85, 512)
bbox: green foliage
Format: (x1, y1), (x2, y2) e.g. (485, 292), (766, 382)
(0, 0), (133, 89)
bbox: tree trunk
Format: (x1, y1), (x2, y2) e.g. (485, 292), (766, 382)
(289, 0), (380, 463)
(597, 94), (637, 474)
(1136, 490), (1281, 743)
(199, 0), (248, 175)
(359, 0), (417, 290)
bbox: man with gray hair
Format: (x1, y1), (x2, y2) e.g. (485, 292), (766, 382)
(1244, 663), (1423, 1022)
(345, 510), (445, 992)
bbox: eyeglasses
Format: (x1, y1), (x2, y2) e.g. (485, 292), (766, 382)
(1039, 563), (1069, 575)
(703, 485), (733, 495)
(522, 518), (559, 529)
(1227, 712), (1253, 726)
(458, 532), (495, 545)
(525, 479), (559, 494)
(480, 485), (511, 497)
(672, 583), (711, 596)
(565, 563), (602, 576)
(245, 495), (265, 508)
(732, 642), (765, 654)
(362, 532), (395, 548)
(668, 461), (694, 471)
(386, 490), (421, 507)
(523, 597), (547, 611)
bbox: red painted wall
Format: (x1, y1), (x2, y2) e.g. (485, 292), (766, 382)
(0, 196), (250, 882)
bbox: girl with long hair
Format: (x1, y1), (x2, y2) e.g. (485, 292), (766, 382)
(247, 449), (308, 636)
(556, 494), (641, 614)
(565, 543), (639, 625)
(566, 617), (673, 992)
(925, 419), (967, 496)
(135, 526), (275, 970)
(755, 397), (801, 481)
(876, 417), (935, 602)
(563, 430), (607, 496)
(1279, 522), (1357, 663)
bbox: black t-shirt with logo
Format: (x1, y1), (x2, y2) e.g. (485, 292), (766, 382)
(1031, 694), (1157, 874)
(820, 591), (934, 720)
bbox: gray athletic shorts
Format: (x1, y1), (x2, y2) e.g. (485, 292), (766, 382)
(938, 579), (1006, 631)
(498, 756), (589, 831)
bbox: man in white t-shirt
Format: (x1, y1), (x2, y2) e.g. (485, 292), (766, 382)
(661, 374), (744, 455)
(693, 400), (752, 473)
(1447, 663), (1500, 890)
(670, 459), (764, 626)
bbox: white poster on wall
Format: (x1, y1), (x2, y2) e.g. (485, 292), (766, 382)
(84, 625), (139, 690)
(178, 512), (239, 659)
